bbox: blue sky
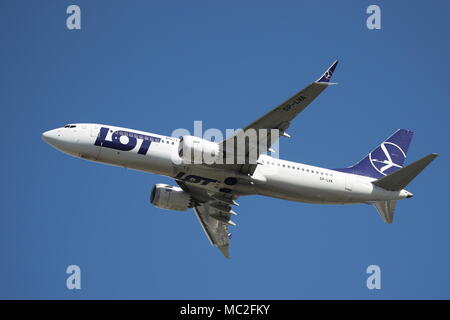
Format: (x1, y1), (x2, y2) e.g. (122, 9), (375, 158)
(1, 0), (449, 299)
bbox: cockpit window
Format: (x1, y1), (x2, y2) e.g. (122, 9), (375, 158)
(63, 124), (76, 128)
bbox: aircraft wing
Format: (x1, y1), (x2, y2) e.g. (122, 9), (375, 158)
(219, 60), (338, 175)
(176, 181), (238, 258)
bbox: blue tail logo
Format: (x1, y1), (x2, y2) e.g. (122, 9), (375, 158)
(334, 129), (414, 179)
(369, 142), (406, 176)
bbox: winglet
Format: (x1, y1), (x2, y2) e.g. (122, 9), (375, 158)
(316, 60), (338, 84)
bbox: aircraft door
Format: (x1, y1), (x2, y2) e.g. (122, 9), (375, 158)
(90, 125), (102, 160)
(90, 125), (99, 138)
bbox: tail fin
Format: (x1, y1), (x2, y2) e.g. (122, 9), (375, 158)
(334, 129), (414, 179)
(373, 153), (438, 191)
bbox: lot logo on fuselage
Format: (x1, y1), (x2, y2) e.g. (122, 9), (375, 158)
(175, 172), (218, 186)
(369, 142), (406, 176)
(94, 127), (161, 155)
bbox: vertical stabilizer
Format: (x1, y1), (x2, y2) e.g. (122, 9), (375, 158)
(334, 129), (414, 179)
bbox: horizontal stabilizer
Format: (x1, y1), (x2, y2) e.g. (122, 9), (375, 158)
(373, 153), (438, 191)
(374, 200), (397, 224)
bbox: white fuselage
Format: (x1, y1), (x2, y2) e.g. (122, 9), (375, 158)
(42, 123), (411, 205)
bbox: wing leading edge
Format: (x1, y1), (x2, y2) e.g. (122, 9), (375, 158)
(219, 61), (338, 175)
(175, 61), (339, 258)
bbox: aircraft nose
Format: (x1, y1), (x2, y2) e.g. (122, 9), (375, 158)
(41, 129), (58, 145)
(41, 130), (50, 142)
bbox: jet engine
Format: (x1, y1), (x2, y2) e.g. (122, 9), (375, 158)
(178, 135), (220, 164)
(150, 184), (194, 211)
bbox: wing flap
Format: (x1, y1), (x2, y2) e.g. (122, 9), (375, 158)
(194, 204), (233, 258)
(177, 180), (237, 258)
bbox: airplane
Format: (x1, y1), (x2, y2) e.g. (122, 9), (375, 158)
(42, 61), (438, 258)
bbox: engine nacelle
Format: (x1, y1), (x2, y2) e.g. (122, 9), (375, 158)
(178, 135), (220, 164)
(150, 184), (193, 211)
